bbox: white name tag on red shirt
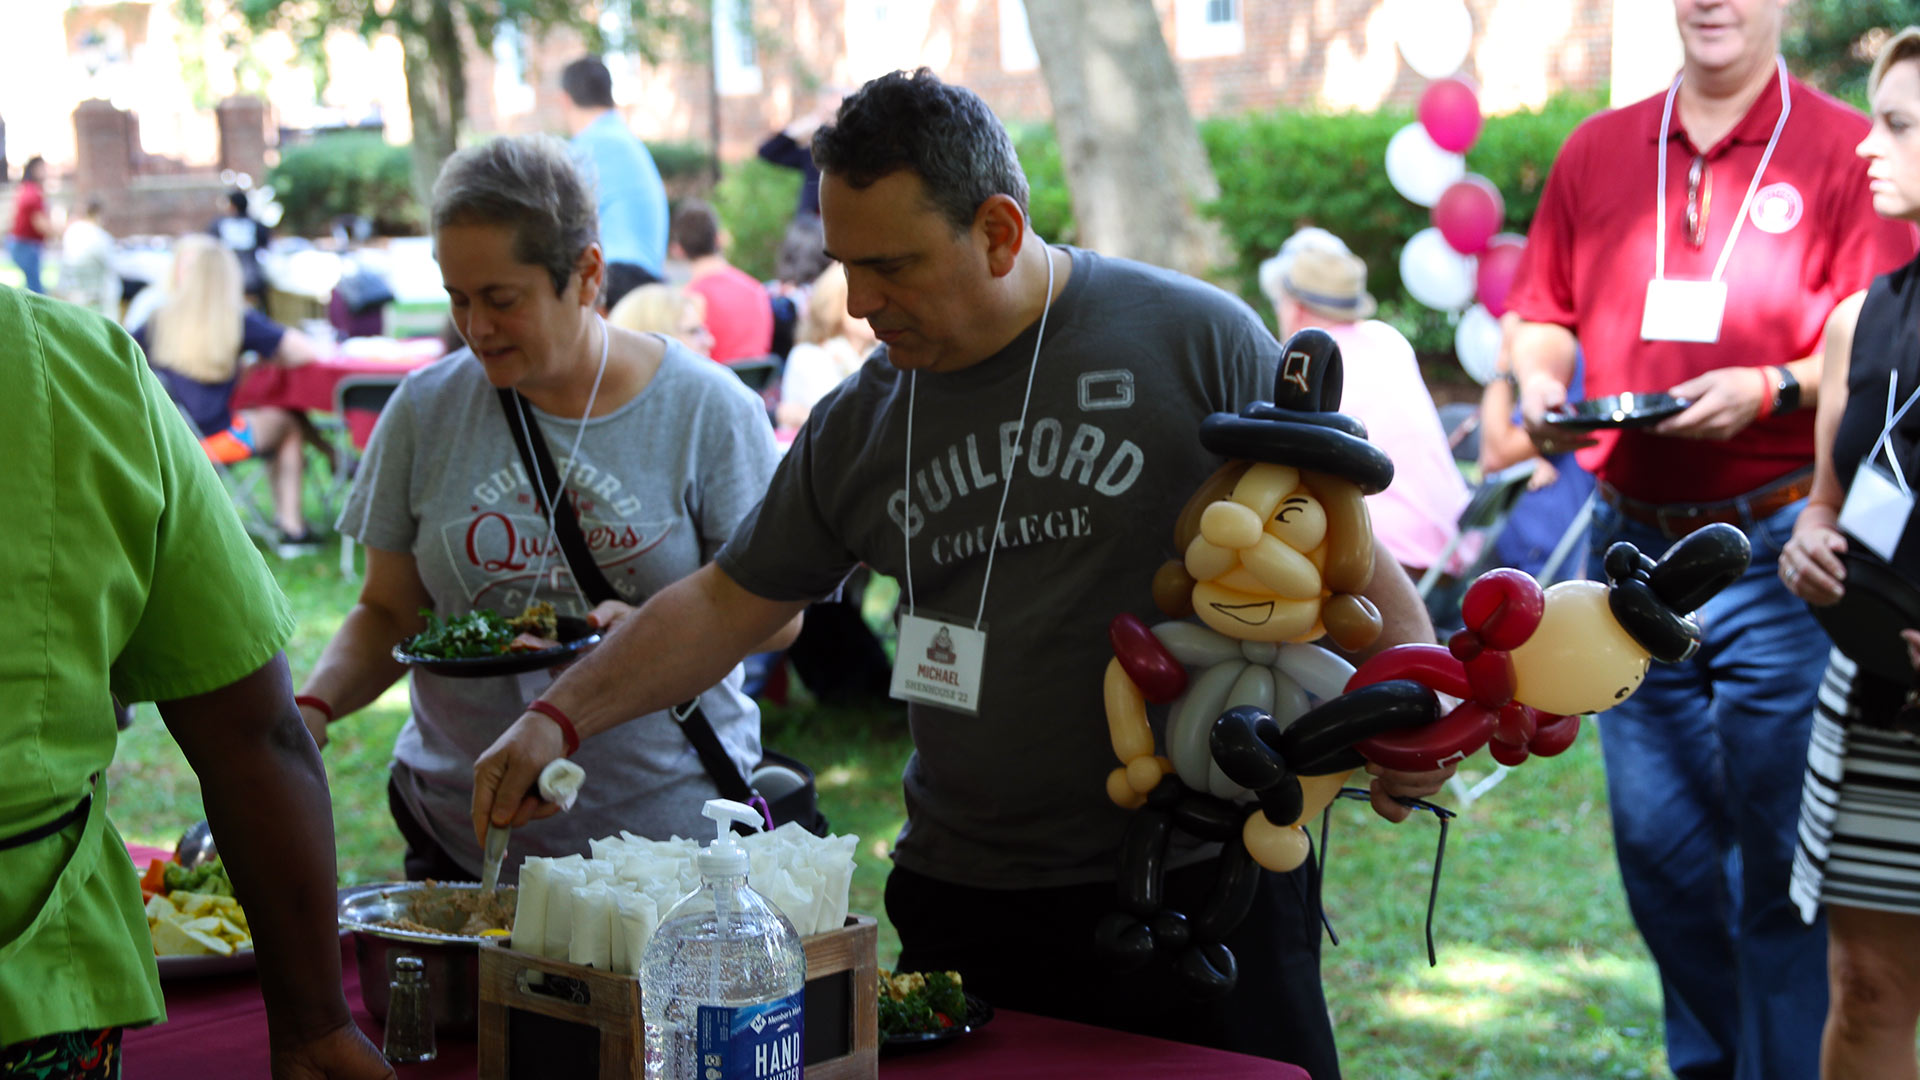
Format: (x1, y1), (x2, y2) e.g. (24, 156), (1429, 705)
(890, 613), (987, 715)
(1839, 463), (1914, 563)
(1640, 279), (1728, 343)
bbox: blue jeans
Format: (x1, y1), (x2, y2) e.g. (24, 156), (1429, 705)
(1588, 499), (1828, 1080)
(6, 237), (44, 294)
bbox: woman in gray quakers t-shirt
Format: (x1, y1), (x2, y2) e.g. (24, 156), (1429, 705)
(292, 136), (784, 881)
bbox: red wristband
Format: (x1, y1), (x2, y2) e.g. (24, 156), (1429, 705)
(527, 700), (581, 757)
(294, 695), (335, 724)
(1754, 367), (1776, 421)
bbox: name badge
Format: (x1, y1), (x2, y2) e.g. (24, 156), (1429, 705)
(890, 613), (987, 715)
(1640, 279), (1728, 343)
(1838, 462), (1915, 563)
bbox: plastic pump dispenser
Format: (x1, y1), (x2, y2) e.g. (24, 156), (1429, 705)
(697, 798), (762, 878)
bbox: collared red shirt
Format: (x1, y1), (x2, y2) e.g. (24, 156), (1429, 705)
(1509, 67), (1918, 504)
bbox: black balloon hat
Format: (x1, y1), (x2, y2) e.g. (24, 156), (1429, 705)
(1602, 522), (1752, 663)
(1199, 328), (1396, 495)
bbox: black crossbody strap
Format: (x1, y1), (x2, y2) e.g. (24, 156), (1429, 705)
(497, 389), (621, 605)
(494, 388), (754, 803)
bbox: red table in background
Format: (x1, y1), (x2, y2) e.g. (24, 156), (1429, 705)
(120, 845), (1308, 1079)
(230, 340), (444, 449)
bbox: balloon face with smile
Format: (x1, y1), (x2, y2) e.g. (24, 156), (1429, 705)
(1178, 462), (1381, 650)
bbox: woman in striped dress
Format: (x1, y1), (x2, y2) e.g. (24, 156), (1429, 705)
(1779, 27), (1920, 1080)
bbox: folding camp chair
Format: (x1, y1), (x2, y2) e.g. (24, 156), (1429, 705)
(725, 355), (783, 425)
(331, 373), (406, 578)
(1418, 460), (1539, 603)
(168, 398), (280, 547)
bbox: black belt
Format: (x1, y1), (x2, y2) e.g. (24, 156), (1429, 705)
(0, 792), (92, 852)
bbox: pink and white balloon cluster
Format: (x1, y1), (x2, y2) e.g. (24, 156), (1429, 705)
(1381, 0), (1522, 385)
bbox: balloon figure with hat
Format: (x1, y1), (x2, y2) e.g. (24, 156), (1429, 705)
(1097, 329), (1753, 997)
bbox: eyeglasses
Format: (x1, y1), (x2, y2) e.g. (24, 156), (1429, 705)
(1687, 155), (1713, 249)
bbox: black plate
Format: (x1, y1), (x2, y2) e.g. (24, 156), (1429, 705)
(1542, 392), (1691, 431)
(880, 993), (994, 1056)
(1809, 542), (1920, 684)
(392, 615), (601, 677)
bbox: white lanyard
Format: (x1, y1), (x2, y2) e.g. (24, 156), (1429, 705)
(1653, 54), (1791, 283)
(899, 248), (1055, 629)
(1869, 370), (1920, 496)
(515, 316), (612, 605)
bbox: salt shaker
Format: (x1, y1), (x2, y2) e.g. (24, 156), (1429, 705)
(383, 954), (437, 1064)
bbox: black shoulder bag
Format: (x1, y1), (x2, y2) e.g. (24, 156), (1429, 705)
(496, 389), (828, 835)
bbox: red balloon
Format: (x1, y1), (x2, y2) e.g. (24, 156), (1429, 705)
(1476, 238), (1527, 318)
(1419, 77), (1483, 153)
(1109, 613), (1188, 704)
(1433, 175), (1505, 255)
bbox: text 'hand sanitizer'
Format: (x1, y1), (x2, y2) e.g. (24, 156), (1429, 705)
(641, 799), (806, 1079)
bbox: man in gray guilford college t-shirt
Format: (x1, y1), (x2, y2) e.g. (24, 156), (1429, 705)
(470, 71), (1445, 1075)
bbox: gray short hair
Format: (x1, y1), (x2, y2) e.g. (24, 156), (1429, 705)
(431, 135), (598, 295)
(811, 68), (1028, 232)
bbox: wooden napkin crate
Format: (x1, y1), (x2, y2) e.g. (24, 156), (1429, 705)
(477, 914), (878, 1080)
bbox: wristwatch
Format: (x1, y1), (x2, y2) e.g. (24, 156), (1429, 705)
(1772, 366), (1802, 415)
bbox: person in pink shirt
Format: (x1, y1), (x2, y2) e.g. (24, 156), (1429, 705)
(671, 199), (774, 363)
(1260, 227), (1469, 578)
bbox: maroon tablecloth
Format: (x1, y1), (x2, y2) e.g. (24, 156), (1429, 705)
(121, 843), (1306, 1079)
(230, 344), (441, 448)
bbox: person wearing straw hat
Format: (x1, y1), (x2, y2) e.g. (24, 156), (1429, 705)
(1260, 228), (1468, 579)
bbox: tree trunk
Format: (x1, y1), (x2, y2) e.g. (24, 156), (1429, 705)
(400, 0), (468, 213)
(1022, 0), (1228, 278)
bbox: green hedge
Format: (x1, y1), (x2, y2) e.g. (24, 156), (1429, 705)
(269, 132), (421, 237)
(712, 158), (804, 283)
(1206, 92), (1599, 356)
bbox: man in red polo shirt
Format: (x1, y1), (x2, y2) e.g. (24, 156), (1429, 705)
(1508, 2), (1919, 1077)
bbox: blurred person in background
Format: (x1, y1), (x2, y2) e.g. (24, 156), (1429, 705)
(134, 235), (325, 555)
(671, 199), (773, 363)
(1261, 227), (1468, 579)
(0, 285), (391, 1080)
(561, 56), (668, 285)
(210, 188), (271, 308)
(775, 262), (872, 437)
(1778, 27), (1920, 1080)
(1478, 311), (1596, 580)
(607, 282), (716, 358)
(59, 197), (119, 321)
(9, 155), (56, 295)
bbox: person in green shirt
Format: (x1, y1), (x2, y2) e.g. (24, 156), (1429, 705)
(0, 286), (390, 1079)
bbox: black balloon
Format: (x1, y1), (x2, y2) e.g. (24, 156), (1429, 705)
(1212, 706), (1294, 789)
(1651, 521), (1751, 613)
(1094, 911), (1155, 971)
(1169, 791), (1250, 842)
(1150, 910), (1193, 954)
(1192, 837), (1262, 942)
(1176, 941), (1240, 1000)
(1198, 414), (1395, 496)
(1118, 809), (1172, 918)
(1277, 680), (1440, 768)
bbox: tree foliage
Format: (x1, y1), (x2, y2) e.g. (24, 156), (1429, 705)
(225, 0), (700, 204)
(1782, 0), (1912, 105)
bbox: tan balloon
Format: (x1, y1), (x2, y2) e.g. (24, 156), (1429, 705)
(1509, 580), (1650, 716)
(1244, 813), (1312, 872)
(1200, 500), (1266, 550)
(1230, 462), (1300, 522)
(1291, 770), (1355, 827)
(1107, 767), (1148, 809)
(1193, 582), (1322, 642)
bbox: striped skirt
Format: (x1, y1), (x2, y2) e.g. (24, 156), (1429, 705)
(1790, 649), (1920, 923)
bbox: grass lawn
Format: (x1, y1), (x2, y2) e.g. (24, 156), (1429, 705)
(107, 544), (1669, 1078)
